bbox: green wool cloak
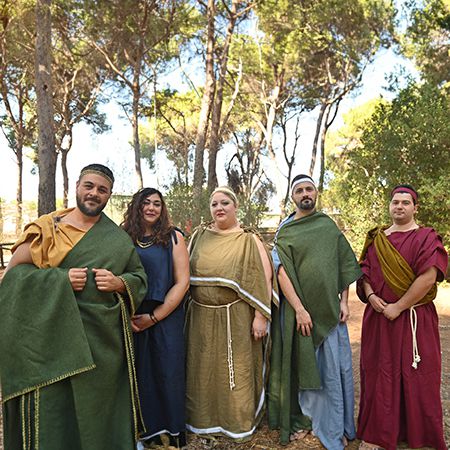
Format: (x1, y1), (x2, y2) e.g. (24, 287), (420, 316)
(268, 212), (361, 444)
(0, 213), (147, 450)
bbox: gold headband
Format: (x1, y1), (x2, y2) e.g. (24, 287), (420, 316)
(79, 169), (114, 186)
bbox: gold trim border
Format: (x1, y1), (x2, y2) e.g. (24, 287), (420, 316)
(4, 364), (96, 402)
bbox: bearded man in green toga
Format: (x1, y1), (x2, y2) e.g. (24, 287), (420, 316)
(268, 174), (361, 449)
(0, 163), (147, 450)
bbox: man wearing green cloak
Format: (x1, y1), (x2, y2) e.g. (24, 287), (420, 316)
(0, 164), (147, 450)
(268, 174), (361, 449)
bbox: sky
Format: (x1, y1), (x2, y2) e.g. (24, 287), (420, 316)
(0, 47), (416, 206)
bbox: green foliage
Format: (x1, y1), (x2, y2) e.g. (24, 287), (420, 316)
(255, 0), (395, 103)
(164, 183), (210, 235)
(140, 89), (201, 183)
(324, 82), (450, 253)
(226, 129), (276, 227)
(0, 0), (37, 151)
(402, 0), (450, 85)
(235, 179), (276, 228)
(163, 177), (274, 234)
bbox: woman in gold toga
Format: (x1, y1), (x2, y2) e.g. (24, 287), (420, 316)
(185, 186), (278, 441)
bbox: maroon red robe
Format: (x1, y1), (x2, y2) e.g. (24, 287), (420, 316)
(357, 227), (448, 450)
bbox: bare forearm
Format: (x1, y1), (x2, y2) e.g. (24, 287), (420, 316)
(362, 279), (374, 297)
(278, 268), (305, 313)
(396, 267), (437, 312)
(340, 286), (349, 304)
(153, 282), (188, 321)
(278, 266), (312, 334)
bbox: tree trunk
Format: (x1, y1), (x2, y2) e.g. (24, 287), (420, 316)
(318, 103), (332, 193)
(35, 0), (56, 215)
(192, 0), (216, 224)
(15, 145), (23, 236)
(61, 147), (69, 208)
(256, 65), (286, 211)
(132, 83), (143, 189)
(309, 102), (327, 177)
(207, 0), (238, 193)
(264, 85), (279, 161)
(281, 114), (301, 213)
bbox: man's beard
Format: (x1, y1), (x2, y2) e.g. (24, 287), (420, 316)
(76, 193), (106, 217)
(296, 197), (316, 211)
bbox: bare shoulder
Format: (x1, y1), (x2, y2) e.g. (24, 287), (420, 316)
(172, 229), (186, 244)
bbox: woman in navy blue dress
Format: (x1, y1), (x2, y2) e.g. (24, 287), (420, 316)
(122, 188), (189, 448)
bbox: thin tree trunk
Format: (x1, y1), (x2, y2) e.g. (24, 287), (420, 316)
(264, 86), (279, 161)
(318, 103), (332, 193)
(192, 0), (216, 224)
(184, 142), (189, 186)
(132, 84), (143, 189)
(15, 146), (23, 236)
(281, 114), (301, 212)
(35, 0), (56, 215)
(309, 102), (327, 177)
(61, 147), (69, 208)
(207, 0), (238, 193)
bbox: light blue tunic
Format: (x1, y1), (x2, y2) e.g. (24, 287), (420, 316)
(299, 324), (356, 449)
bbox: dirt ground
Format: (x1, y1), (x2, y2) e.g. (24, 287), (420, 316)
(1, 281), (449, 450)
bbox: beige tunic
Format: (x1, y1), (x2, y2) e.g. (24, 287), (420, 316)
(186, 227), (277, 440)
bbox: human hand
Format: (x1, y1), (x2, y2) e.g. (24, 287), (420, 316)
(131, 314), (153, 332)
(92, 268), (124, 292)
(340, 302), (350, 322)
(68, 267), (88, 291)
(252, 312), (268, 340)
(295, 307), (313, 336)
(382, 303), (403, 321)
(368, 294), (387, 313)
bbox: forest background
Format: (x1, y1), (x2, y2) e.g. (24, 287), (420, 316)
(0, 0), (449, 256)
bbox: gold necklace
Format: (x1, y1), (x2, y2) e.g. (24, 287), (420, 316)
(136, 236), (156, 248)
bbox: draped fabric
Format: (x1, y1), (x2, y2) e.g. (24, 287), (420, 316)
(185, 227), (277, 440)
(189, 227), (278, 318)
(357, 227), (448, 450)
(0, 212), (147, 450)
(12, 208), (85, 268)
(359, 226), (437, 303)
(268, 212), (361, 446)
(134, 232), (186, 446)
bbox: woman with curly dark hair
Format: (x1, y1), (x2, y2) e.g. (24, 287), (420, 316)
(122, 187), (189, 448)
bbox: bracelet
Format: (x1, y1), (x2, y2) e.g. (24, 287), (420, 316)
(150, 313), (159, 324)
(367, 292), (376, 300)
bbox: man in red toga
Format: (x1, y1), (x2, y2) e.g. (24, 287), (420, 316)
(357, 184), (448, 450)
